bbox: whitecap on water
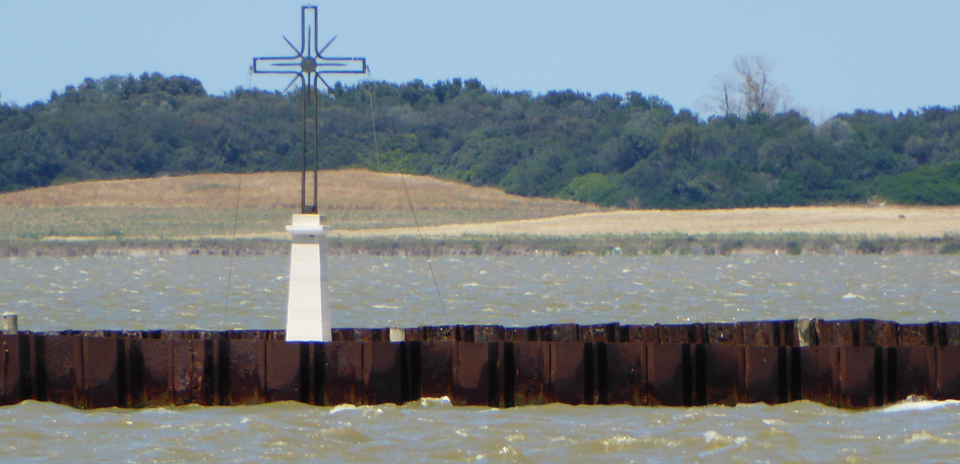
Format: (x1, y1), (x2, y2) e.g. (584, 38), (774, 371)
(700, 430), (748, 458)
(601, 434), (641, 449)
(329, 404), (357, 415)
(841, 293), (864, 300)
(903, 430), (960, 445)
(880, 399), (960, 413)
(419, 396), (452, 408)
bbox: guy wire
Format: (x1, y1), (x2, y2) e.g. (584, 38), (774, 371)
(365, 80), (382, 170)
(223, 171), (243, 329)
(365, 77), (398, 328)
(365, 73), (450, 326)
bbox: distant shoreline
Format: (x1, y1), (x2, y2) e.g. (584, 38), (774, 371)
(3, 232), (958, 258)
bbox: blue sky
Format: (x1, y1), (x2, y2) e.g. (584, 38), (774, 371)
(1, 0), (958, 120)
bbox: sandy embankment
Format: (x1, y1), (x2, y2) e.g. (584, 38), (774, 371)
(334, 206), (960, 239)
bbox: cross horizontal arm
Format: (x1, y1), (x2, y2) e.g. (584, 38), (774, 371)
(253, 57), (302, 75)
(316, 56), (367, 74)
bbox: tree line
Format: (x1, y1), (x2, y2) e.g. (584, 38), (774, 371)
(1, 72), (959, 208)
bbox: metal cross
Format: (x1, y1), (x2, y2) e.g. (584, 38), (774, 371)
(253, 5), (367, 214)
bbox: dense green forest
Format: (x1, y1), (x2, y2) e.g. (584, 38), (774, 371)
(2, 73), (960, 208)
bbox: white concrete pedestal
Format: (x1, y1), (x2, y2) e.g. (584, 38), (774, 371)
(285, 214), (332, 342)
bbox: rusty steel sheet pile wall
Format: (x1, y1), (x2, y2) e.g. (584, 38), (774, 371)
(3, 320), (960, 410)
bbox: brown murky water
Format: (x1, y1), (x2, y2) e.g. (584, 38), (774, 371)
(2, 255), (960, 462)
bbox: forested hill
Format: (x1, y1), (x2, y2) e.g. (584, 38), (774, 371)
(2, 73), (960, 208)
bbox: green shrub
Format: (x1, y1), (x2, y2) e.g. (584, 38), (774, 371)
(857, 240), (881, 254)
(558, 173), (622, 206)
(786, 242), (802, 255)
(876, 163), (960, 205)
(719, 240), (744, 256)
(941, 243), (960, 255)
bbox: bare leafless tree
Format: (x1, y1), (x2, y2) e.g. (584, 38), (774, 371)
(701, 54), (789, 118)
(702, 73), (741, 117)
(733, 54), (782, 115)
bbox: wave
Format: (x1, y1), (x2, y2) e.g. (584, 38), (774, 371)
(880, 399), (960, 413)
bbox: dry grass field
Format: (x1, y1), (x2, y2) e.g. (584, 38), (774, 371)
(340, 205), (960, 239)
(0, 170), (596, 212)
(0, 170), (598, 241)
(3, 170), (960, 243)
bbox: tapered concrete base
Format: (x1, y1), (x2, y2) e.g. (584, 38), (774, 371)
(285, 214), (331, 342)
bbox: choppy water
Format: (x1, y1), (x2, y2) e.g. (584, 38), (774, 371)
(3, 255), (960, 331)
(2, 255), (960, 462)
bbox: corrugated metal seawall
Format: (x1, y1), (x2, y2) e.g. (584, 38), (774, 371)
(2, 319), (959, 410)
